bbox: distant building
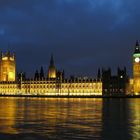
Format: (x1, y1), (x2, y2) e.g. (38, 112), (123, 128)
(102, 67), (129, 95)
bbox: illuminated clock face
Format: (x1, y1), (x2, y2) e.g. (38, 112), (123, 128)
(135, 57), (140, 63)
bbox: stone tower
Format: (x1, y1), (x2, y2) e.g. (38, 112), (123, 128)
(133, 41), (140, 95)
(0, 51), (16, 81)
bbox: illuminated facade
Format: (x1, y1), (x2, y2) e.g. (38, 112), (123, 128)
(0, 52), (102, 96)
(0, 79), (102, 96)
(0, 52), (16, 81)
(0, 41), (140, 97)
(133, 41), (140, 95)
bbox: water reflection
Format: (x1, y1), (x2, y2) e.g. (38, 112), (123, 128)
(128, 99), (140, 140)
(0, 97), (17, 134)
(0, 97), (139, 140)
(0, 98), (103, 139)
(101, 99), (132, 140)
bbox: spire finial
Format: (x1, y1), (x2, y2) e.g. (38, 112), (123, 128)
(134, 40), (140, 53)
(50, 53), (54, 66)
(136, 40), (139, 46)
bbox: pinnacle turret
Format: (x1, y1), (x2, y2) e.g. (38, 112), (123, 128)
(50, 54), (54, 67)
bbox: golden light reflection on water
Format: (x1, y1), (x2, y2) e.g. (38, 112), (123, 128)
(128, 99), (140, 140)
(0, 97), (17, 134)
(0, 97), (103, 137)
(0, 97), (139, 140)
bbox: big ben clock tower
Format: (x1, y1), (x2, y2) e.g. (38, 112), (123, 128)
(133, 41), (140, 95)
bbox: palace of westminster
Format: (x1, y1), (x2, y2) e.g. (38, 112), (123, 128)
(0, 41), (140, 96)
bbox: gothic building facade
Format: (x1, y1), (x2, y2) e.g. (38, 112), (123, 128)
(102, 67), (129, 95)
(0, 41), (140, 96)
(0, 54), (102, 96)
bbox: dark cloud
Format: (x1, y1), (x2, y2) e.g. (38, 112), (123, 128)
(0, 0), (140, 77)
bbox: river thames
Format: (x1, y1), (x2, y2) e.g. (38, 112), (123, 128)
(0, 97), (139, 140)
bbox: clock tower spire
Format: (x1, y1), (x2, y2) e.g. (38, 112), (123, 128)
(133, 40), (140, 95)
(134, 40), (140, 53)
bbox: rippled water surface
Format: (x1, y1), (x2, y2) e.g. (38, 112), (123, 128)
(0, 97), (139, 140)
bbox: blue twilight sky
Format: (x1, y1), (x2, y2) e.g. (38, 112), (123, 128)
(0, 0), (140, 77)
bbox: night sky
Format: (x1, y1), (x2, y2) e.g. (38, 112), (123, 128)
(0, 0), (140, 77)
